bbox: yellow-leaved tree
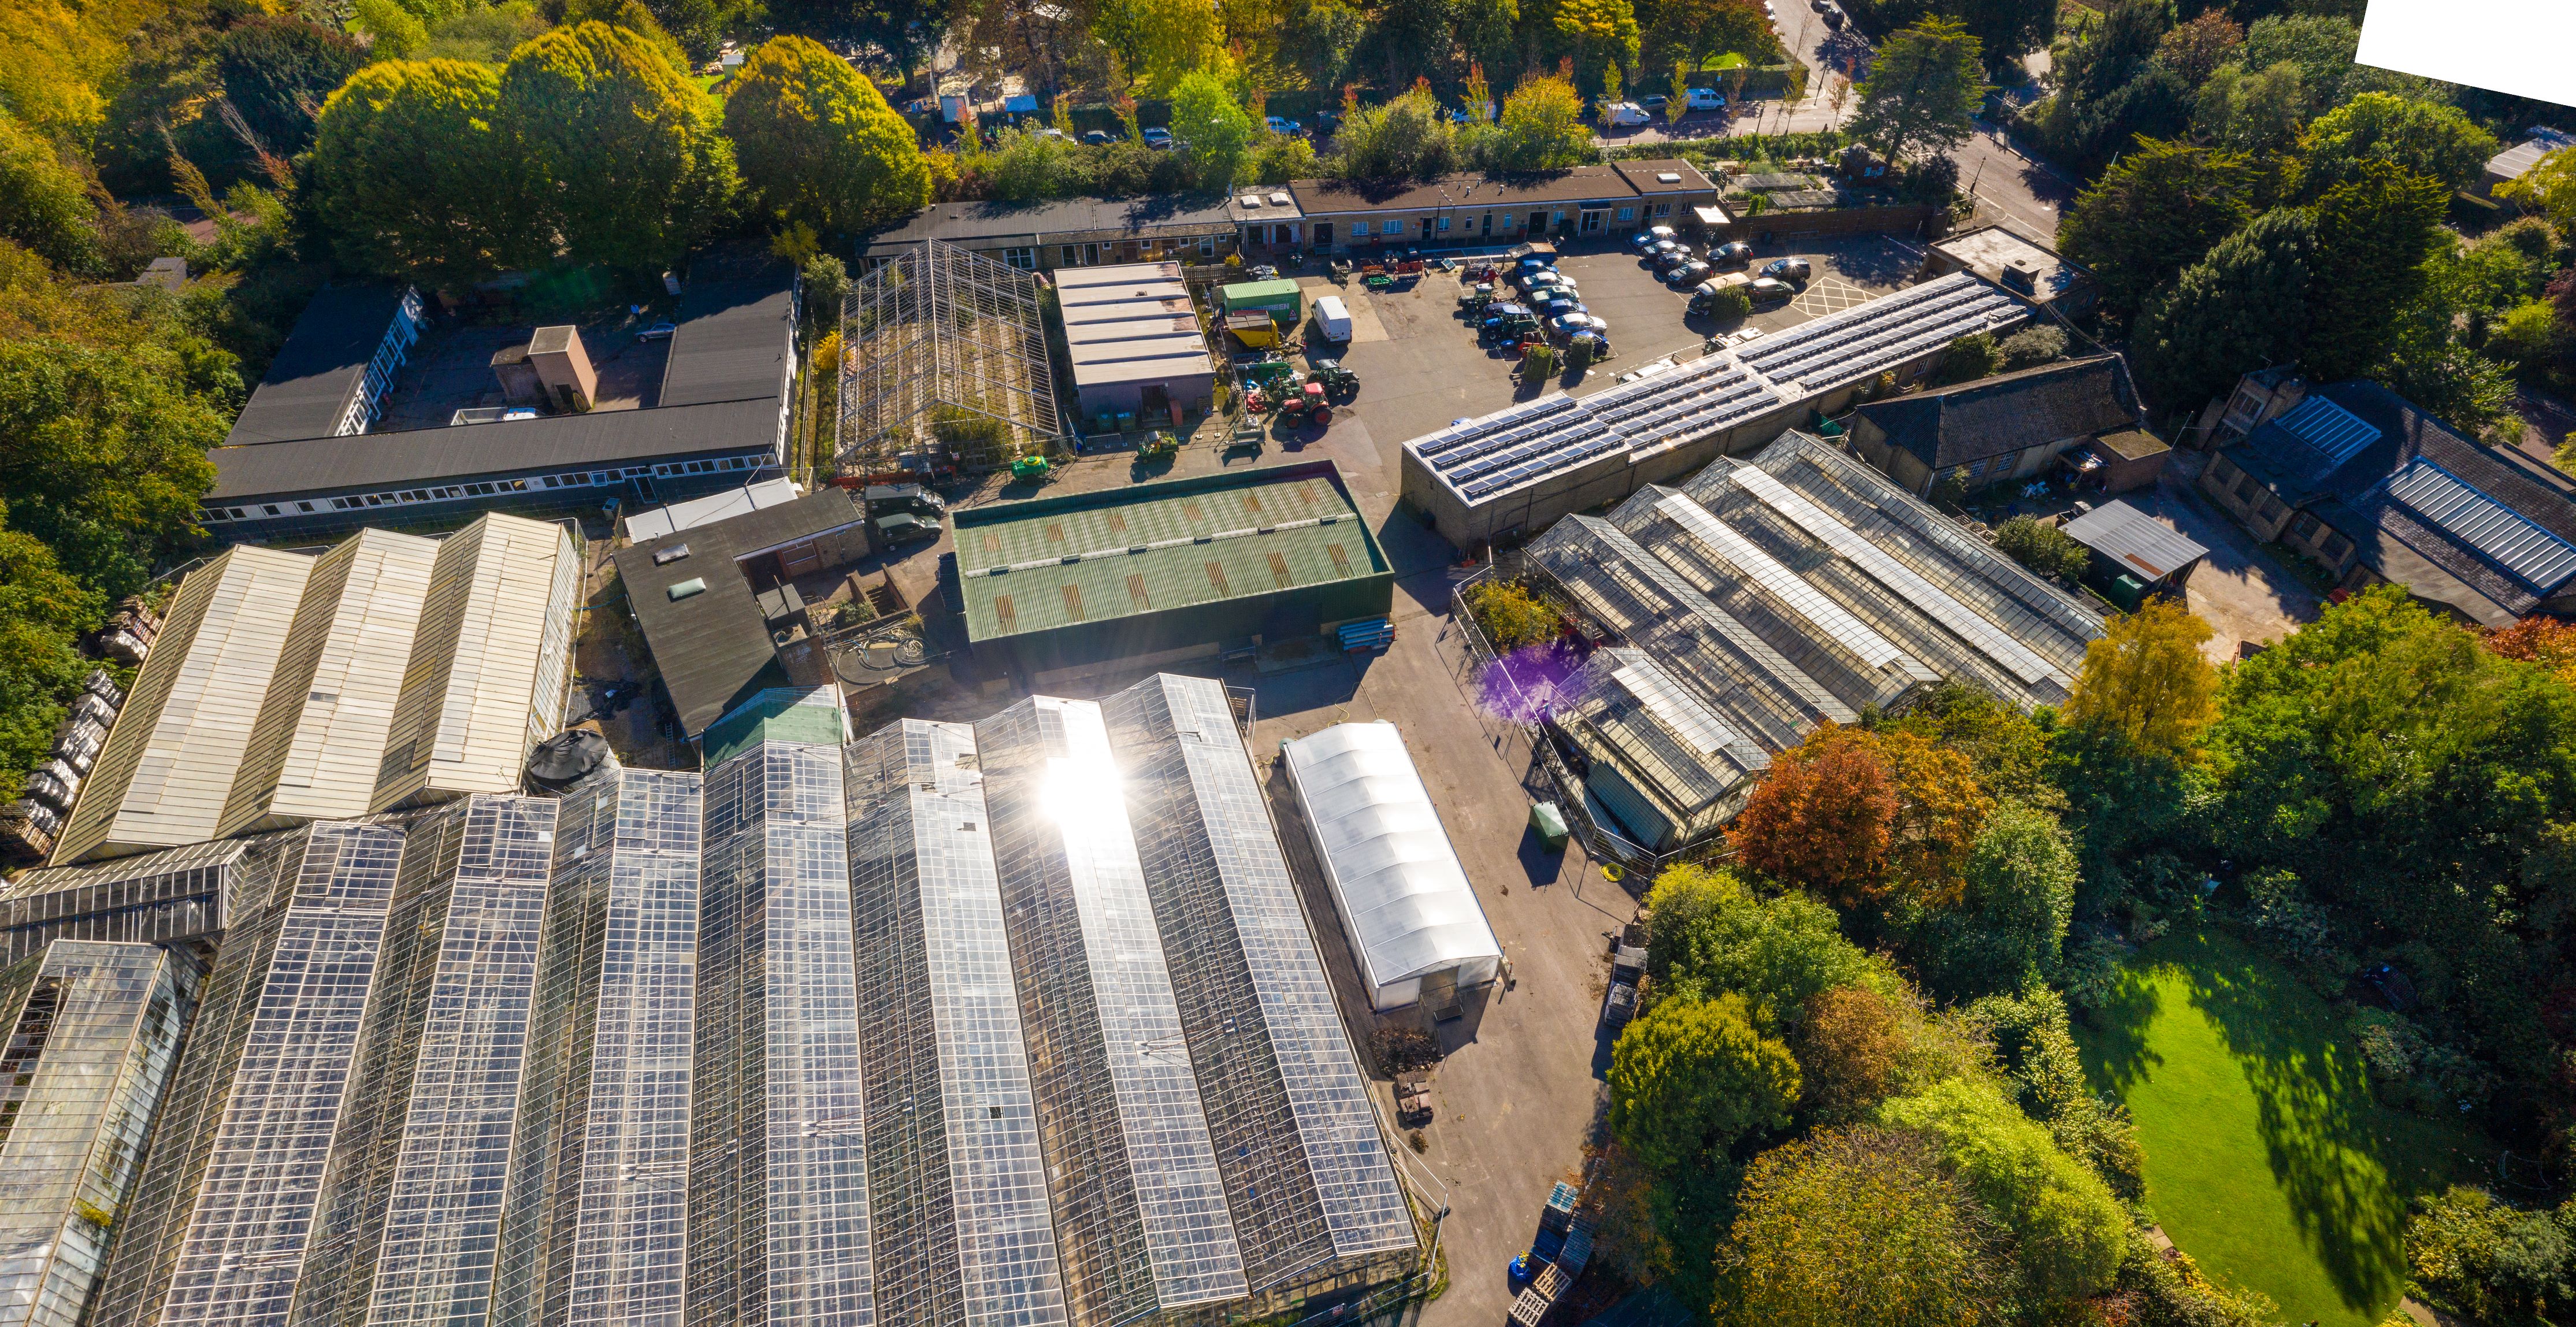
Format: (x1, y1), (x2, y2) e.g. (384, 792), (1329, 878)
(2061, 597), (2218, 759)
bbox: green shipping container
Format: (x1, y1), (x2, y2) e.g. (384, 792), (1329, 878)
(1219, 279), (1304, 321)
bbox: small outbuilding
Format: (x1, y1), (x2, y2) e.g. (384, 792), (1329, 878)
(2059, 499), (2208, 605)
(1280, 721), (1503, 1013)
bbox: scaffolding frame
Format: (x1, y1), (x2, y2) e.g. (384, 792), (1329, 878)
(840, 239), (1064, 473)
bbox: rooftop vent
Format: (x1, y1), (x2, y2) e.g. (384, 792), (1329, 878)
(1657, 172), (1682, 184)
(1268, 191), (1292, 206)
(652, 543), (692, 565)
(1241, 195), (1264, 208)
(1999, 257), (2040, 294)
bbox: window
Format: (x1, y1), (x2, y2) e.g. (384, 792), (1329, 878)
(1198, 235), (1215, 257)
(1352, 221), (1371, 236)
(2257, 494), (2287, 521)
(541, 476), (559, 488)
(1617, 206), (1635, 221)
(2229, 389), (2262, 420)
(1436, 217), (1451, 232)
(2291, 513), (2320, 539)
(263, 505), (280, 517)
(332, 498), (352, 510)
(2207, 455), (2235, 484)
(1651, 202), (1672, 217)
(2321, 531), (2351, 558)
(1001, 247), (1037, 270)
(593, 472), (615, 485)
(297, 502), (314, 513)
(1060, 245), (1080, 266)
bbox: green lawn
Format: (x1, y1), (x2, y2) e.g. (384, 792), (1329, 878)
(2076, 931), (2492, 1327)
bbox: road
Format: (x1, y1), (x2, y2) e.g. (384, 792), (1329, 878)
(1954, 117), (2081, 243)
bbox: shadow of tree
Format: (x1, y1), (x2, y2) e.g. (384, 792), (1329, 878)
(2075, 963), (2164, 1096)
(2166, 932), (2413, 1315)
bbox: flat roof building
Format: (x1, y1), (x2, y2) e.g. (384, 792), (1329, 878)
(1919, 225), (2097, 313)
(1402, 272), (2032, 547)
(222, 285), (424, 447)
(1286, 161), (1719, 250)
(1056, 262), (1215, 427)
(953, 462), (1393, 685)
(201, 258), (796, 539)
(859, 195), (1244, 269)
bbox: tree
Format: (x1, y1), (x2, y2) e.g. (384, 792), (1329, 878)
(1167, 71), (1255, 187)
(1849, 18), (1985, 162)
(2129, 206), (2314, 412)
(2150, 9), (2239, 86)
(724, 36), (931, 233)
(767, 0), (951, 83)
(2404, 1187), (2574, 1324)
(307, 60), (537, 290)
(1280, 0), (1366, 89)
(2238, 12), (2360, 114)
(1875, 729), (1994, 903)
(1945, 0), (2054, 74)
(631, 0), (761, 61)
(1491, 72), (1590, 170)
(0, 112), (99, 275)
(1642, 865), (1894, 1031)
(1728, 726), (1898, 906)
(2500, 147), (2576, 233)
(2191, 61), (2305, 160)
(350, 0), (429, 61)
(1716, 1125), (2007, 1327)
(1553, 0), (1642, 94)
(1094, 0), (1228, 92)
(0, 507), (101, 802)
(1644, 0), (1770, 80)
(2302, 159), (2447, 381)
(0, 336), (223, 595)
(1332, 80), (1455, 179)
(1991, 516), (2089, 580)
(1609, 993), (1799, 1174)
(1931, 333), (2001, 385)
(2373, 312), (2519, 437)
(210, 16), (365, 160)
(1903, 800), (2078, 999)
(2057, 138), (2254, 322)
(2064, 597), (2218, 760)
(1875, 1077), (2128, 1302)
(2300, 92), (2498, 197)
(499, 22), (738, 273)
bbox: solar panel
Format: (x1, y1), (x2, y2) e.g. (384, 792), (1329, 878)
(2385, 458), (2576, 592)
(1725, 466), (2064, 686)
(1651, 492), (1910, 669)
(2273, 395), (2381, 464)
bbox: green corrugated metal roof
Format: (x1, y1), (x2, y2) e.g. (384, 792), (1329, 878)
(955, 468), (1386, 642)
(701, 685), (846, 766)
(1219, 279), (1302, 307)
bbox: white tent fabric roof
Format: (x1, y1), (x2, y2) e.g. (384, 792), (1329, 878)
(1283, 722), (1501, 994)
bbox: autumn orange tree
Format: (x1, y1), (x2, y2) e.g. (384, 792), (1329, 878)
(2488, 616), (2576, 686)
(2062, 598), (2218, 759)
(1727, 725), (1896, 907)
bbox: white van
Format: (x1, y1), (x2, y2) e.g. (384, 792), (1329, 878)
(1313, 295), (1353, 343)
(1684, 87), (1726, 113)
(1605, 102), (1653, 128)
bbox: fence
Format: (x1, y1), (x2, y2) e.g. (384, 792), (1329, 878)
(1448, 560), (1682, 881)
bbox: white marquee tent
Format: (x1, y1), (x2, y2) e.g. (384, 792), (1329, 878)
(1281, 722), (1503, 1012)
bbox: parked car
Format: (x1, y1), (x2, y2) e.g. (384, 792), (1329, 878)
(1516, 268), (1575, 292)
(1534, 295), (1587, 317)
(1142, 127), (1174, 149)
(1081, 129), (1112, 145)
(1686, 86), (1727, 112)
(1481, 305), (1541, 339)
(1667, 258), (1714, 284)
(873, 513), (940, 546)
(1710, 240), (1755, 267)
(1761, 256), (1813, 283)
(1551, 312), (1610, 336)
(1630, 225), (1678, 250)
(1312, 295), (1353, 343)
(1653, 248), (1695, 272)
(1820, 5), (1844, 28)
(1265, 115), (1302, 135)
(1690, 272), (1754, 312)
(1640, 93), (1668, 114)
(1603, 101), (1652, 127)
(1749, 276), (1797, 304)
(636, 320), (677, 341)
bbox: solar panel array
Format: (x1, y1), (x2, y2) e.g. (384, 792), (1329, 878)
(1735, 272), (2025, 393)
(2272, 395), (2382, 464)
(1406, 273), (2032, 509)
(2385, 458), (2576, 593)
(1412, 396), (1627, 502)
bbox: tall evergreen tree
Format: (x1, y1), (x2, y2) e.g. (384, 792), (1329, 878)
(2128, 206), (2314, 412)
(2056, 137), (2253, 323)
(2303, 160), (2447, 381)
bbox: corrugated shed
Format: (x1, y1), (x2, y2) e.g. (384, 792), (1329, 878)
(2058, 501), (2208, 582)
(371, 514), (580, 810)
(54, 546), (316, 862)
(219, 529), (441, 835)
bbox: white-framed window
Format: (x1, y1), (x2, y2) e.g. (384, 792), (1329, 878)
(1352, 221), (1371, 236)
(1001, 246), (1037, 270)
(1617, 206), (1635, 221)
(1437, 217), (1450, 231)
(1059, 245), (1080, 266)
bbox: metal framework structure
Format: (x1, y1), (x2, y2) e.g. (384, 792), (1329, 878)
(843, 720), (1069, 1327)
(840, 239), (1063, 472)
(0, 940), (189, 1327)
(691, 696), (877, 1327)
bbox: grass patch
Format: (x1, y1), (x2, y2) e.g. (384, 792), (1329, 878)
(2076, 930), (2493, 1327)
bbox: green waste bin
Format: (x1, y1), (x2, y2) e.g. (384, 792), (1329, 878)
(1530, 801), (1570, 851)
